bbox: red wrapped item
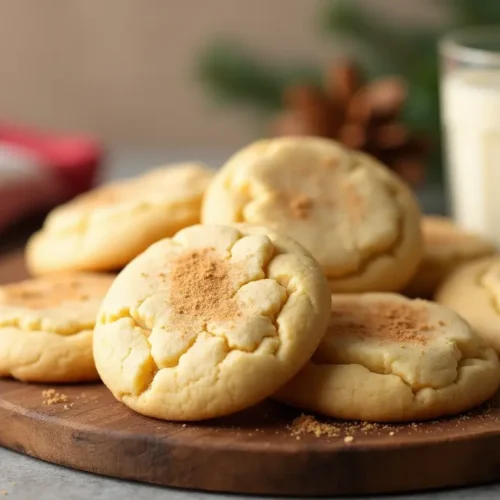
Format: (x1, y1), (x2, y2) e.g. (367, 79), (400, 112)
(0, 124), (103, 232)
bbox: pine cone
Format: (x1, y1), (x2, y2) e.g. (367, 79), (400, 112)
(271, 60), (429, 187)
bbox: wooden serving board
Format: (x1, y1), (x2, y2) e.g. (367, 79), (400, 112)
(2, 250), (500, 496)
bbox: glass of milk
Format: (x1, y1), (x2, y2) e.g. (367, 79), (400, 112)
(440, 26), (500, 243)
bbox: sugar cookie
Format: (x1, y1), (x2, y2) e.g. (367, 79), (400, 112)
(405, 216), (496, 298)
(0, 273), (114, 382)
(26, 163), (213, 275)
(93, 224), (331, 421)
(276, 293), (500, 422)
(202, 137), (423, 293)
(436, 256), (500, 353)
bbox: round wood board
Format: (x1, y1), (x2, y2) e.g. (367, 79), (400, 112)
(2, 250), (500, 496)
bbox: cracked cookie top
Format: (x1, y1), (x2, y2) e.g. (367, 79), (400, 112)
(25, 163), (214, 276)
(0, 273), (114, 335)
(276, 293), (500, 422)
(93, 224), (331, 421)
(316, 293), (486, 390)
(43, 163), (213, 234)
(201, 137), (423, 293)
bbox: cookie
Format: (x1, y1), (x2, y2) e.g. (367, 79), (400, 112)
(0, 273), (114, 382)
(276, 293), (500, 422)
(405, 216), (496, 298)
(202, 137), (423, 293)
(93, 224), (331, 421)
(26, 162), (213, 275)
(436, 256), (500, 353)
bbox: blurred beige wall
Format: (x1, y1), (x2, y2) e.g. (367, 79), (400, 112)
(0, 0), (440, 150)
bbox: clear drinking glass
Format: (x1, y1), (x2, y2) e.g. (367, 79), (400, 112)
(440, 26), (500, 243)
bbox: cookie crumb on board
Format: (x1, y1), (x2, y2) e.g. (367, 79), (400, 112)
(288, 413), (408, 439)
(290, 414), (341, 438)
(344, 436), (354, 443)
(42, 389), (70, 406)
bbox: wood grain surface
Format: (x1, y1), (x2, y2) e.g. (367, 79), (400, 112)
(1, 250), (500, 496)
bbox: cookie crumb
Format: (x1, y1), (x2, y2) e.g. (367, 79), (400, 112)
(344, 436), (354, 443)
(389, 431), (395, 436)
(360, 423), (376, 432)
(42, 389), (69, 406)
(290, 414), (340, 438)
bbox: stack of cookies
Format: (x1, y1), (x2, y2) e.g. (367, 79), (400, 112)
(2, 137), (500, 424)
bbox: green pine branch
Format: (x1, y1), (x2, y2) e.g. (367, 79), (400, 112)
(318, 0), (440, 77)
(195, 39), (321, 114)
(451, 0), (500, 26)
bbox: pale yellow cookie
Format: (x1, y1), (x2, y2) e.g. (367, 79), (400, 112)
(405, 216), (496, 298)
(0, 273), (114, 382)
(26, 163), (213, 275)
(202, 137), (423, 293)
(93, 224), (331, 421)
(436, 256), (500, 353)
(276, 293), (500, 422)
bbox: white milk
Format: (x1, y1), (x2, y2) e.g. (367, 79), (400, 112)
(441, 69), (500, 243)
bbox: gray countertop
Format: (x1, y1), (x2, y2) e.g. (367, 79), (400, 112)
(2, 149), (487, 500)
